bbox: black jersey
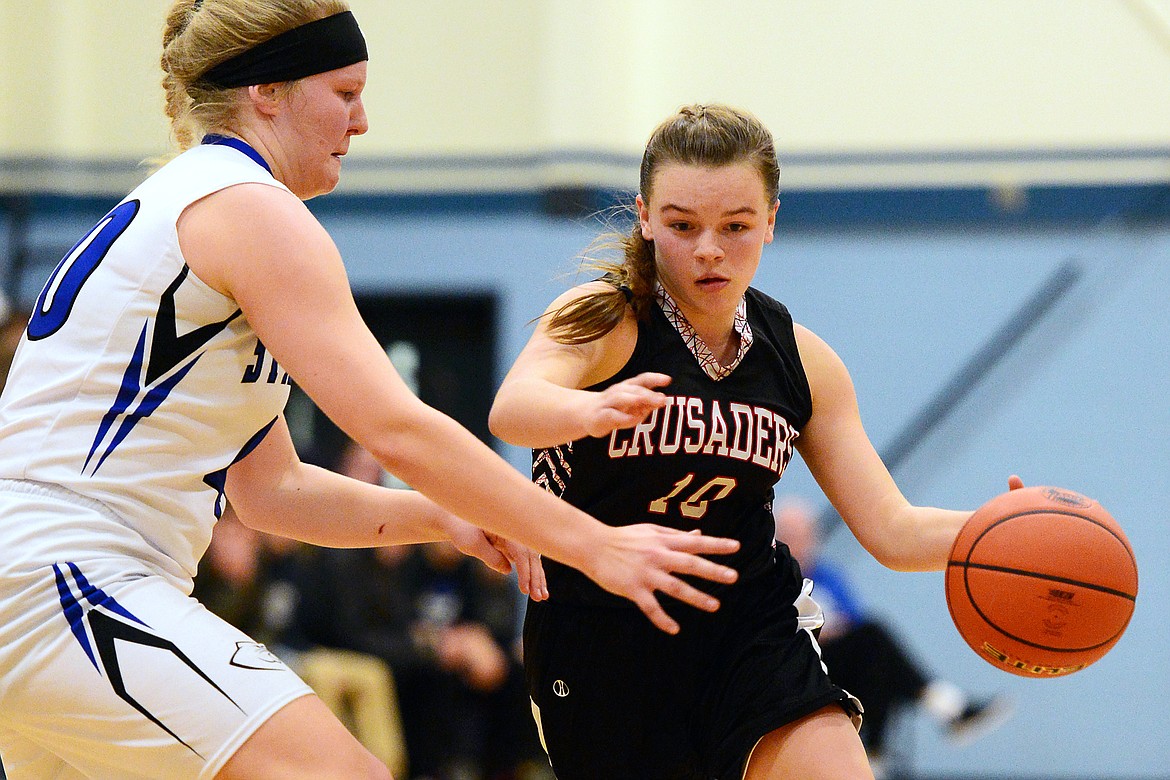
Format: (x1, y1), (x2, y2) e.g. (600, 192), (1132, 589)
(533, 286), (812, 608)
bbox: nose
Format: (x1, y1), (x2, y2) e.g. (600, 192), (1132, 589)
(350, 97), (369, 136)
(694, 228), (724, 261)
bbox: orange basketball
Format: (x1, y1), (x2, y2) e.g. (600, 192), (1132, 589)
(945, 486), (1137, 678)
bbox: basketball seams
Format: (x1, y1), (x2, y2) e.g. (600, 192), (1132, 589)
(953, 575), (1130, 655)
(945, 568), (1127, 659)
(948, 564), (1133, 653)
(960, 508), (1135, 559)
(946, 562), (1137, 602)
(953, 510), (1138, 595)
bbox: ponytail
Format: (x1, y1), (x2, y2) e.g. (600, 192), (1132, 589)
(544, 213), (658, 345)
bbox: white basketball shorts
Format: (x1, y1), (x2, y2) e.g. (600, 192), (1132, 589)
(0, 482), (312, 779)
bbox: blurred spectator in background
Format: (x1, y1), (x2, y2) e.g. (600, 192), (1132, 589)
(773, 496), (1013, 775)
(292, 440), (548, 780)
(295, 542), (545, 780)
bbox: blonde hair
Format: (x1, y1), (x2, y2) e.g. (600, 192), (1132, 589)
(160, 0), (350, 150)
(546, 104), (781, 345)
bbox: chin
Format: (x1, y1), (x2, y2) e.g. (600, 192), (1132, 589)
(299, 175), (341, 200)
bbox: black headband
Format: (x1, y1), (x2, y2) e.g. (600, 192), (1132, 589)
(197, 11), (367, 89)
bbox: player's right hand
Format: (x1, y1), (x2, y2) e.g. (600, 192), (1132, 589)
(581, 372), (672, 439)
(585, 524), (740, 634)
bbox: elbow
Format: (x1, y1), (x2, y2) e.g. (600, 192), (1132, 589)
(874, 551), (926, 573)
(859, 538), (910, 571)
(228, 499), (279, 536)
(487, 404), (504, 441)
(487, 396), (520, 445)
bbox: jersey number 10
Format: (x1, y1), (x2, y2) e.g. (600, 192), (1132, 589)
(648, 473), (737, 520)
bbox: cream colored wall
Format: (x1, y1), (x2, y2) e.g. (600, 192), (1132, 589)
(3, 0), (1169, 193)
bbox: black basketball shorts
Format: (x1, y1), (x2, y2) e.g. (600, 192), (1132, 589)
(523, 554), (858, 780)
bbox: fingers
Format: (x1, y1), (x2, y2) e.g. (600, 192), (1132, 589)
(594, 525), (741, 634)
(657, 527), (741, 558)
(480, 546), (512, 574)
(512, 552), (532, 596)
(495, 540), (549, 600)
(628, 372), (672, 390)
(590, 377), (671, 431)
(529, 551), (549, 601)
(632, 574), (723, 635)
(630, 526), (739, 583)
(606, 387), (668, 418)
(474, 534), (512, 574)
(632, 543), (735, 634)
(663, 549), (739, 585)
(513, 549), (546, 600)
(633, 594), (681, 635)
(1008, 474), (1025, 491)
(654, 573), (722, 612)
(448, 523), (512, 574)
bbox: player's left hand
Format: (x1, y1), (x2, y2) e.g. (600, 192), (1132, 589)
(443, 516), (549, 598)
(445, 516), (512, 574)
(485, 532), (548, 601)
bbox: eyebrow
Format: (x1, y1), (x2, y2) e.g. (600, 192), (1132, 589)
(659, 203), (758, 217)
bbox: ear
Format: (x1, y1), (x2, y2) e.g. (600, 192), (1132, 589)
(763, 198), (779, 244)
(246, 83), (285, 117)
(636, 194), (653, 241)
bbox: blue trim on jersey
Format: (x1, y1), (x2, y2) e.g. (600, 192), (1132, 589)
(203, 417), (279, 519)
(86, 308), (216, 476)
(93, 358), (200, 474)
(85, 323), (149, 473)
(65, 561), (149, 627)
(52, 562), (242, 757)
(201, 134), (272, 174)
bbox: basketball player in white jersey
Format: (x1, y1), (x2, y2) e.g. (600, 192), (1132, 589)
(0, 3), (741, 778)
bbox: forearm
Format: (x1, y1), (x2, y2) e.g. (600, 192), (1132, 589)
(234, 463), (453, 548)
(489, 376), (593, 447)
(877, 504), (972, 572)
(372, 403), (603, 574)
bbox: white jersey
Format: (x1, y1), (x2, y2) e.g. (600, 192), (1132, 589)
(0, 141), (292, 586)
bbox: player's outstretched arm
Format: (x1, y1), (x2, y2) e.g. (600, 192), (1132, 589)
(184, 186), (738, 630)
(224, 415), (518, 574)
(225, 415), (738, 631)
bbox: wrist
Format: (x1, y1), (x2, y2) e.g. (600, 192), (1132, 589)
(432, 509), (464, 543)
(551, 504), (607, 575)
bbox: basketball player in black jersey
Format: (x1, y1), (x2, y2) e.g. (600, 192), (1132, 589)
(491, 104), (1020, 779)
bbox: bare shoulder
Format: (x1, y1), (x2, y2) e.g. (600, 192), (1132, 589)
(518, 280), (638, 389)
(179, 183), (335, 295)
(792, 322), (855, 398)
(792, 322), (836, 364)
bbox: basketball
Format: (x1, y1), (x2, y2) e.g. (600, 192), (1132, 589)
(945, 486), (1138, 678)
